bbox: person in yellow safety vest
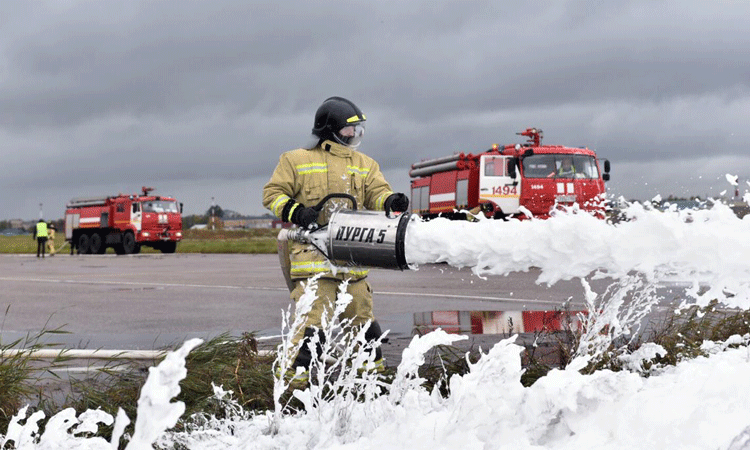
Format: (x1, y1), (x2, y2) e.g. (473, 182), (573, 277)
(263, 96), (409, 382)
(557, 156), (576, 178)
(33, 219), (48, 258)
(47, 223), (56, 256)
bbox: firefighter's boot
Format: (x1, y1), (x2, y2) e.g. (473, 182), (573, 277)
(276, 327), (326, 389)
(275, 365), (309, 390)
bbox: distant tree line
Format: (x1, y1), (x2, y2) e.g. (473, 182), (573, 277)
(181, 205), (225, 229)
(0, 219), (63, 232)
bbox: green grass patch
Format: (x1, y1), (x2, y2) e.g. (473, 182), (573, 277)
(0, 229), (280, 255)
(178, 228), (278, 254)
(0, 235), (39, 254)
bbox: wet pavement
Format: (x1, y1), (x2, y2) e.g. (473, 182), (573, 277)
(0, 253), (686, 368)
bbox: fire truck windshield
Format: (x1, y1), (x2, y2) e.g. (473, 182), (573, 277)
(522, 154), (600, 179)
(142, 200), (179, 213)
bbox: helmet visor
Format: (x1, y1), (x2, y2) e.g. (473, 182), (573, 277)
(334, 123), (365, 148)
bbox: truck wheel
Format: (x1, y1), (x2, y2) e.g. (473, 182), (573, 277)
(78, 234), (91, 254)
(122, 232), (136, 255)
(89, 232), (105, 254)
(160, 241), (177, 254)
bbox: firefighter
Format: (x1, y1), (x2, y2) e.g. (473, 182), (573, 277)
(47, 223), (56, 256)
(263, 96), (409, 383)
(33, 219), (48, 258)
(558, 156), (576, 178)
(465, 203), (494, 222)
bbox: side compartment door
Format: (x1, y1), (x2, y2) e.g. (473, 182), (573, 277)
(65, 213), (79, 240)
(131, 202), (142, 232)
(479, 155), (520, 214)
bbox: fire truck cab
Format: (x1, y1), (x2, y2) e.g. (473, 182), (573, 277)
(410, 128), (610, 220)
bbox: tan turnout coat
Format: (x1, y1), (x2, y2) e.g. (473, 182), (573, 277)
(263, 140), (394, 280)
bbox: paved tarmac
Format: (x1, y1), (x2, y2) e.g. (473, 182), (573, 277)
(0, 254), (591, 342)
(1, 253), (681, 367)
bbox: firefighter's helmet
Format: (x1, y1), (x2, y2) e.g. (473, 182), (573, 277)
(312, 97), (366, 148)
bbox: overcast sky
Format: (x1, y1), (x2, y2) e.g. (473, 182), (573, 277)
(1, 0), (749, 221)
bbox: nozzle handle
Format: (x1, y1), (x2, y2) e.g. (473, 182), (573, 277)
(312, 193), (357, 212)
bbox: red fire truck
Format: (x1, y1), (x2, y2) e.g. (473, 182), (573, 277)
(65, 187), (183, 255)
(409, 128), (610, 220)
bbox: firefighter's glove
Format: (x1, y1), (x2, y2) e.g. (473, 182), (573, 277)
(291, 205), (319, 230)
(384, 193), (409, 216)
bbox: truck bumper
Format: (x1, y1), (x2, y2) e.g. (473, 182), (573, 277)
(138, 230), (182, 242)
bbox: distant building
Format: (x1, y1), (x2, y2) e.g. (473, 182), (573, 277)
(1, 228), (29, 236)
(223, 214), (281, 229)
(662, 199), (703, 210)
(659, 198), (749, 219)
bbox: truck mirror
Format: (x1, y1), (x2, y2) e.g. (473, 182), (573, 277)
(180, 202), (184, 213)
(508, 158), (517, 179)
(603, 173), (610, 181)
(603, 159), (610, 173)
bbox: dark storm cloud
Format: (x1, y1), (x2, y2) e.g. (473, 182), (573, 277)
(1, 0), (749, 219)
(2, 2), (319, 126)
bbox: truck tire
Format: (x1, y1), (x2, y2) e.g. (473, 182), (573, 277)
(78, 233), (91, 254)
(122, 232), (136, 255)
(89, 232), (105, 254)
(160, 241), (177, 254)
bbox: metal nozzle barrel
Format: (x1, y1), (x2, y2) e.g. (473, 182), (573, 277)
(277, 228), (310, 244)
(277, 210), (412, 270)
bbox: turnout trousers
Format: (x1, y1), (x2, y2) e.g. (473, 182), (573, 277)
(289, 277), (379, 368)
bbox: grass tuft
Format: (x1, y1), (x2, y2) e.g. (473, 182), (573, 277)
(0, 319), (72, 432)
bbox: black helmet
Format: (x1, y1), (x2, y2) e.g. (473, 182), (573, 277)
(312, 97), (366, 148)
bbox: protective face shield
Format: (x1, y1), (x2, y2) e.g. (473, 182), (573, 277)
(333, 123), (365, 148)
(312, 97), (366, 147)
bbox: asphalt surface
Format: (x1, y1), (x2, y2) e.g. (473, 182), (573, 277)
(3, 252), (694, 374)
(0, 253), (612, 349)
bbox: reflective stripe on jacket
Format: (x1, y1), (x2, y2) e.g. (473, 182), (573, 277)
(263, 140), (394, 280)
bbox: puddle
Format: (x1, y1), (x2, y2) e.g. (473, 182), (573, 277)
(257, 308), (587, 341)
(381, 309), (587, 338)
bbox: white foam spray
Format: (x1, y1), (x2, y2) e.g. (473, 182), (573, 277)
(3, 188), (750, 449)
